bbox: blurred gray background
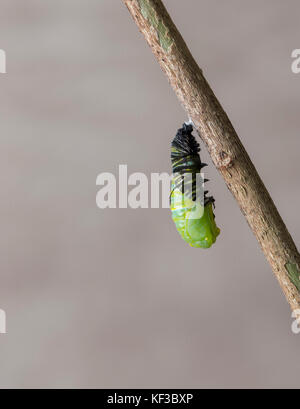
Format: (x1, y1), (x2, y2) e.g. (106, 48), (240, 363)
(0, 0), (299, 388)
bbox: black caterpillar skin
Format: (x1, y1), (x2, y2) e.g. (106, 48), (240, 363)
(171, 123), (214, 206)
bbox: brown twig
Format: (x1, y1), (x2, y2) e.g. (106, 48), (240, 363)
(122, 0), (300, 312)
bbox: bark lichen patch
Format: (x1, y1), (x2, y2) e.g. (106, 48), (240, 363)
(138, 0), (173, 52)
(286, 262), (300, 292)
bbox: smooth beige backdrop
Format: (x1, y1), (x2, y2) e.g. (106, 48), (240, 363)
(0, 0), (300, 388)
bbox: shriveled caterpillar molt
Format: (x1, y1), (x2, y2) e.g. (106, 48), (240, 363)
(170, 123), (220, 248)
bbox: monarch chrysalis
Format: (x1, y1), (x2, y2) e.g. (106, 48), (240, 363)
(170, 123), (220, 248)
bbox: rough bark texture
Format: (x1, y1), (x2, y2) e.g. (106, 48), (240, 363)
(122, 0), (300, 312)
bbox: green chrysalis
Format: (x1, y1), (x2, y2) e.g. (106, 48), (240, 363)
(170, 123), (220, 248)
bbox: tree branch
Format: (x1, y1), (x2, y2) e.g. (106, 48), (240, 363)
(122, 0), (300, 312)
